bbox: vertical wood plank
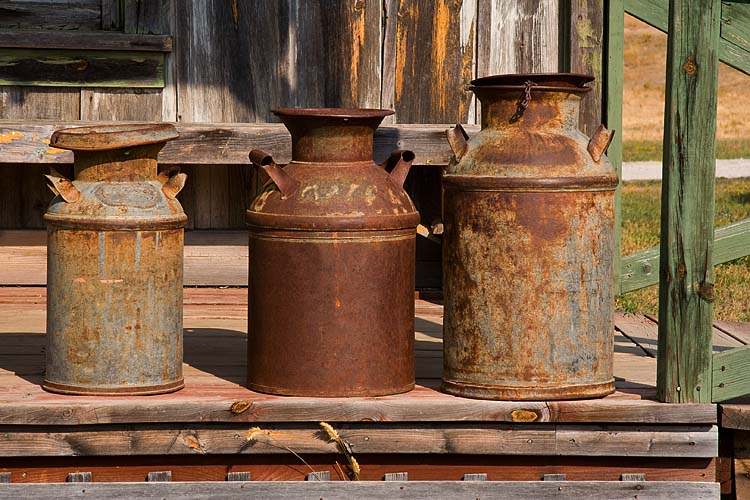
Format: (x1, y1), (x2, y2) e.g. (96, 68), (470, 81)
(66, 472), (92, 482)
(161, 0), (177, 121)
(463, 473), (488, 481)
(146, 471), (172, 482)
(174, 0), (382, 123)
(383, 472), (409, 481)
(569, 0), (605, 136)
(226, 471), (250, 481)
(656, 0), (721, 403)
(605, 0), (625, 294)
(476, 0), (560, 76)
(305, 471), (330, 481)
(393, 0), (476, 123)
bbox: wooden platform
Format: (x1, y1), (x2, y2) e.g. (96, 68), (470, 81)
(0, 286), (724, 490)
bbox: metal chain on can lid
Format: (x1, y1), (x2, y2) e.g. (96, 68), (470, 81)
(510, 80), (538, 122)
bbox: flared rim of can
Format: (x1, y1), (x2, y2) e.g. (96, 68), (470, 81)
(272, 107), (395, 119)
(469, 72), (594, 93)
(50, 123), (179, 151)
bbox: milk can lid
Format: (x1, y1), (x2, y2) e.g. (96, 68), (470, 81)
(470, 73), (594, 93)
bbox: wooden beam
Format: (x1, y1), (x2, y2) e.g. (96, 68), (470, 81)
(625, 0), (750, 75)
(0, 392), (716, 426)
(656, 0), (721, 403)
(0, 424), (717, 458)
(0, 30), (172, 52)
(0, 49), (164, 88)
(0, 480), (721, 499)
(0, 122), (478, 166)
(620, 219), (750, 293)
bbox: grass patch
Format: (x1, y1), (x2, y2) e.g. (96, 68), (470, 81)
(617, 178), (750, 322)
(623, 139), (750, 162)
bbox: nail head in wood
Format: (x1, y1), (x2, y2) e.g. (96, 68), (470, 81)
(305, 471), (330, 481)
(543, 474), (566, 481)
(226, 471), (251, 481)
(384, 472), (409, 481)
(621, 473), (646, 481)
(147, 471), (172, 482)
(463, 473), (488, 481)
(66, 472), (92, 482)
(0, 473), (11, 483)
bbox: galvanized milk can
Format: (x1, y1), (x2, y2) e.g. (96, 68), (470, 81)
(246, 108), (419, 397)
(43, 124), (186, 395)
(442, 74), (617, 400)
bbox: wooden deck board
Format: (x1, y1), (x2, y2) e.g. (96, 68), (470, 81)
(0, 287), (717, 425)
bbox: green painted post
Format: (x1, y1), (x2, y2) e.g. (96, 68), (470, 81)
(605, 0), (624, 294)
(656, 0), (721, 403)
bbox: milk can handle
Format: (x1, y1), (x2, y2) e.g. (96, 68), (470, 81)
(249, 149), (299, 199)
(44, 168), (80, 203)
(446, 124), (469, 162)
(158, 167), (188, 200)
(587, 125), (616, 162)
(382, 149), (415, 188)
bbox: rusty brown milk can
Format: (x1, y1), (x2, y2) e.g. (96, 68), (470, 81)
(442, 74), (617, 401)
(246, 108), (420, 397)
(43, 124), (186, 396)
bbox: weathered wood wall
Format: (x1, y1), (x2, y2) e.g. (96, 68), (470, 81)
(0, 0), (605, 286)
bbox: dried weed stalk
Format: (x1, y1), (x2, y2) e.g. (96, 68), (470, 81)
(320, 421), (360, 480)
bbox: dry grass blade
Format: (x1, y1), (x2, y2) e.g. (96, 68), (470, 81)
(319, 421), (360, 480)
(246, 426), (316, 476)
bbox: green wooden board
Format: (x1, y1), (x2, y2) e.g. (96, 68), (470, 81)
(607, 0), (625, 295)
(712, 345), (750, 402)
(0, 48), (164, 88)
(625, 0), (750, 75)
(620, 218), (750, 293)
(655, 0), (721, 404)
(722, 2), (750, 53)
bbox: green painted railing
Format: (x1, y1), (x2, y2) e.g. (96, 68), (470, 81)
(608, 0), (750, 403)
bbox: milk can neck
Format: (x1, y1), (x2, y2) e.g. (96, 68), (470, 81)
(275, 111), (389, 164)
(74, 144), (161, 182)
(289, 125), (376, 163)
(476, 89), (582, 132)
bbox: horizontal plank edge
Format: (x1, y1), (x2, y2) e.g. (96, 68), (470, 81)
(0, 30), (172, 52)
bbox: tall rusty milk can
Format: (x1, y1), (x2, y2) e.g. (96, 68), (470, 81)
(442, 74), (618, 400)
(246, 108), (420, 397)
(43, 124), (187, 395)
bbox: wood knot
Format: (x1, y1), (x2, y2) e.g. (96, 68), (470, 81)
(511, 409), (539, 422)
(683, 57), (697, 75)
(230, 401), (253, 414)
(698, 282), (715, 303)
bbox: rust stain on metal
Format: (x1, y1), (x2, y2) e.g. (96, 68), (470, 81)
(246, 108), (420, 397)
(442, 74), (618, 401)
(43, 123), (186, 396)
(230, 401), (253, 414)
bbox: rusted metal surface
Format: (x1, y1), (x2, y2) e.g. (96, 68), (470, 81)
(43, 123), (186, 396)
(246, 108), (420, 397)
(442, 74), (618, 401)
